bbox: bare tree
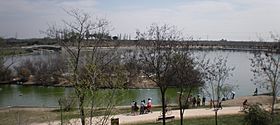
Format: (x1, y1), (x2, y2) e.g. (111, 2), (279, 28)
(136, 23), (182, 125)
(46, 9), (111, 125)
(199, 56), (235, 125)
(250, 33), (280, 118)
(0, 56), (13, 82)
(46, 9), (127, 125)
(250, 52), (280, 116)
(0, 47), (15, 82)
(82, 43), (130, 124)
(171, 51), (204, 125)
(14, 55), (67, 85)
(0, 38), (15, 82)
(121, 50), (142, 88)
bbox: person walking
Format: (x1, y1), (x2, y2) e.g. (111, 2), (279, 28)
(197, 96), (201, 107)
(218, 101), (223, 109)
(140, 100), (146, 114)
(254, 88), (258, 96)
(202, 96), (206, 106)
(131, 101), (135, 114)
(186, 95), (192, 109)
(231, 91), (235, 99)
(209, 99), (213, 109)
(133, 102), (139, 115)
(147, 98), (152, 113)
(192, 96), (196, 107)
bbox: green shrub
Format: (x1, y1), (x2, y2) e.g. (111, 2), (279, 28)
(58, 96), (76, 112)
(244, 104), (272, 125)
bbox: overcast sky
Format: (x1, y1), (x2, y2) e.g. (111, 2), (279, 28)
(1, 0), (280, 41)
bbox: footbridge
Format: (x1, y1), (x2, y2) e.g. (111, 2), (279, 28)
(22, 45), (62, 51)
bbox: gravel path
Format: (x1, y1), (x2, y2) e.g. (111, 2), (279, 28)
(31, 106), (243, 125)
(26, 95), (280, 125)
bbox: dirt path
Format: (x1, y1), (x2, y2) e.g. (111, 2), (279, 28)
(118, 106), (243, 125)
(13, 95), (280, 125)
(31, 106), (243, 125)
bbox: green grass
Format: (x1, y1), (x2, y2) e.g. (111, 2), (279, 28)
(0, 48), (29, 56)
(135, 114), (280, 125)
(134, 115), (244, 125)
(0, 109), (59, 125)
(1, 107), (280, 125)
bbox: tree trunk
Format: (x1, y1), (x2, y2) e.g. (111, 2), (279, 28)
(271, 88), (276, 116)
(60, 103), (63, 125)
(179, 93), (183, 125)
(79, 94), (85, 125)
(215, 109), (218, 125)
(90, 99), (94, 125)
(161, 89), (166, 125)
(178, 87), (184, 125)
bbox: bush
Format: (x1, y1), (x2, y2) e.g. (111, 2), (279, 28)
(58, 96), (76, 112)
(0, 57), (12, 81)
(244, 104), (272, 125)
(14, 55), (68, 85)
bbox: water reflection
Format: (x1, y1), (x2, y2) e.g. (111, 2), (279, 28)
(0, 85), (74, 107)
(1, 50), (271, 107)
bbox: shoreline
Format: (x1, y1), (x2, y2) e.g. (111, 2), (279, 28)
(1, 95), (279, 125)
(1, 95), (278, 110)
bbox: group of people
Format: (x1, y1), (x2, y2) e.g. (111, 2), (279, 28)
(130, 89), (255, 116)
(189, 95), (206, 107)
(131, 98), (152, 115)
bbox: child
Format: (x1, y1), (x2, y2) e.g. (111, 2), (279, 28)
(147, 98), (152, 113)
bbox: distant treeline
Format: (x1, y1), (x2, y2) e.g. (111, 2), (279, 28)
(1, 38), (280, 52)
(1, 38), (58, 47)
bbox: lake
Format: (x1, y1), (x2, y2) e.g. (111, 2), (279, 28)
(0, 50), (268, 107)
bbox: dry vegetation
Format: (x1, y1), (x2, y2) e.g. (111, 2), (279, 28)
(223, 95), (280, 107)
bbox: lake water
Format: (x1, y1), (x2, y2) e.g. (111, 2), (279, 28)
(0, 85), (180, 107)
(0, 50), (269, 107)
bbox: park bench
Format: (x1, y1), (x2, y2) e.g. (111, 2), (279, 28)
(156, 115), (175, 122)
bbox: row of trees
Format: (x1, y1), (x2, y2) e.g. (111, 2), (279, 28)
(44, 9), (280, 125)
(1, 8), (279, 125)
(135, 25), (280, 125)
(44, 9), (240, 125)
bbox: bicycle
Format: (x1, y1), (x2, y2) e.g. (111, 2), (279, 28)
(240, 105), (249, 112)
